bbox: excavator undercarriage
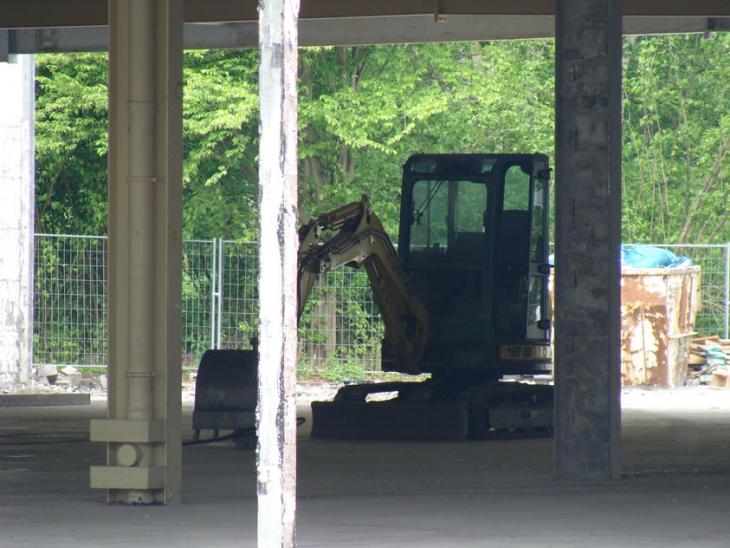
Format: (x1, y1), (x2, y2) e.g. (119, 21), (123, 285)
(312, 378), (553, 440)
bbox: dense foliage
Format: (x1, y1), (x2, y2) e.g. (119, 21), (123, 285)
(622, 35), (730, 243)
(35, 35), (729, 243)
(35, 55), (108, 235)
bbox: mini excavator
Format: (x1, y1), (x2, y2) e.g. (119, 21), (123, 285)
(193, 153), (554, 442)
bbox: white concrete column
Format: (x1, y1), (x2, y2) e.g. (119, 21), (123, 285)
(257, 0), (300, 545)
(89, 0), (183, 504)
(0, 55), (35, 390)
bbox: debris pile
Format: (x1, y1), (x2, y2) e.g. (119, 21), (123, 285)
(688, 336), (730, 388)
(39, 365), (106, 393)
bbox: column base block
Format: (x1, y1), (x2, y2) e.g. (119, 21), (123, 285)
(90, 465), (165, 490)
(90, 419), (164, 443)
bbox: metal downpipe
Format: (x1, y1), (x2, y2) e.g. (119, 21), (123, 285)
(126, 0), (156, 425)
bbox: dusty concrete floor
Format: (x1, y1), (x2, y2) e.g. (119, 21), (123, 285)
(2, 388), (730, 547)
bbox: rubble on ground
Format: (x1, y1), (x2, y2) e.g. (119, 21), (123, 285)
(1, 369), (107, 396)
(688, 336), (730, 388)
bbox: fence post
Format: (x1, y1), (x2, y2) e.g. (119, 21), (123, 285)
(209, 238), (217, 350)
(722, 242), (730, 339)
(216, 238), (224, 348)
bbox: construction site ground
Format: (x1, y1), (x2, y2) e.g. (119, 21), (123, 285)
(2, 386), (730, 547)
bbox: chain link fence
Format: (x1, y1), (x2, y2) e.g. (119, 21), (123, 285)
(181, 239), (217, 369)
(33, 234), (730, 374)
(653, 244), (729, 339)
(33, 235), (383, 374)
(34, 234), (108, 369)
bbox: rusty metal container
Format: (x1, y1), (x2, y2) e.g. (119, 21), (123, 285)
(621, 266), (701, 388)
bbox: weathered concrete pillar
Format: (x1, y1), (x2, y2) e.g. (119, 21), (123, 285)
(554, 0), (622, 480)
(0, 55), (35, 390)
(90, 0), (183, 504)
(257, 0), (300, 545)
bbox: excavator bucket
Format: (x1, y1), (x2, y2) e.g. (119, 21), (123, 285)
(192, 349), (258, 436)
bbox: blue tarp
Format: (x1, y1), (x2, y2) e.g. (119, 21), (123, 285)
(548, 245), (692, 268)
(621, 245), (692, 268)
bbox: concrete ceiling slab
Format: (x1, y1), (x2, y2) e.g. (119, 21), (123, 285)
(5, 16), (730, 54)
(2, 0), (730, 30)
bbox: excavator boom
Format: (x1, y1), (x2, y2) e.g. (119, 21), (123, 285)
(297, 195), (429, 373)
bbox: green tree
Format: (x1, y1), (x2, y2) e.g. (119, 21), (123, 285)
(299, 41), (555, 234)
(182, 49), (260, 239)
(35, 53), (108, 234)
(299, 45), (451, 230)
(622, 34), (730, 243)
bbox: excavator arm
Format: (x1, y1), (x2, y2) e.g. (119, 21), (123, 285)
(297, 195), (429, 373)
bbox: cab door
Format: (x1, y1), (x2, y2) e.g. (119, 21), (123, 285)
(525, 158), (550, 341)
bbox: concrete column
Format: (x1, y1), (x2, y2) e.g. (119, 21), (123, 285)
(554, 0), (622, 480)
(90, 0), (183, 504)
(257, 0), (300, 545)
(0, 55), (35, 390)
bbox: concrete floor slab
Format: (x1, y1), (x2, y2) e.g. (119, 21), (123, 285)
(0, 393), (90, 407)
(1, 389), (730, 547)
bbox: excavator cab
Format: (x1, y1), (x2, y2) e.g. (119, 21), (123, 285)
(396, 154), (552, 377)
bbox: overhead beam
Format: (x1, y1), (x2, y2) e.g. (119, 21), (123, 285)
(7, 16), (730, 54)
(3, 0), (730, 29)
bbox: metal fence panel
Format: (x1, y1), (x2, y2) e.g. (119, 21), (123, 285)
(654, 244), (729, 339)
(215, 241), (383, 374)
(34, 234), (107, 369)
(297, 268), (383, 376)
(218, 240), (259, 351)
(181, 239), (217, 369)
